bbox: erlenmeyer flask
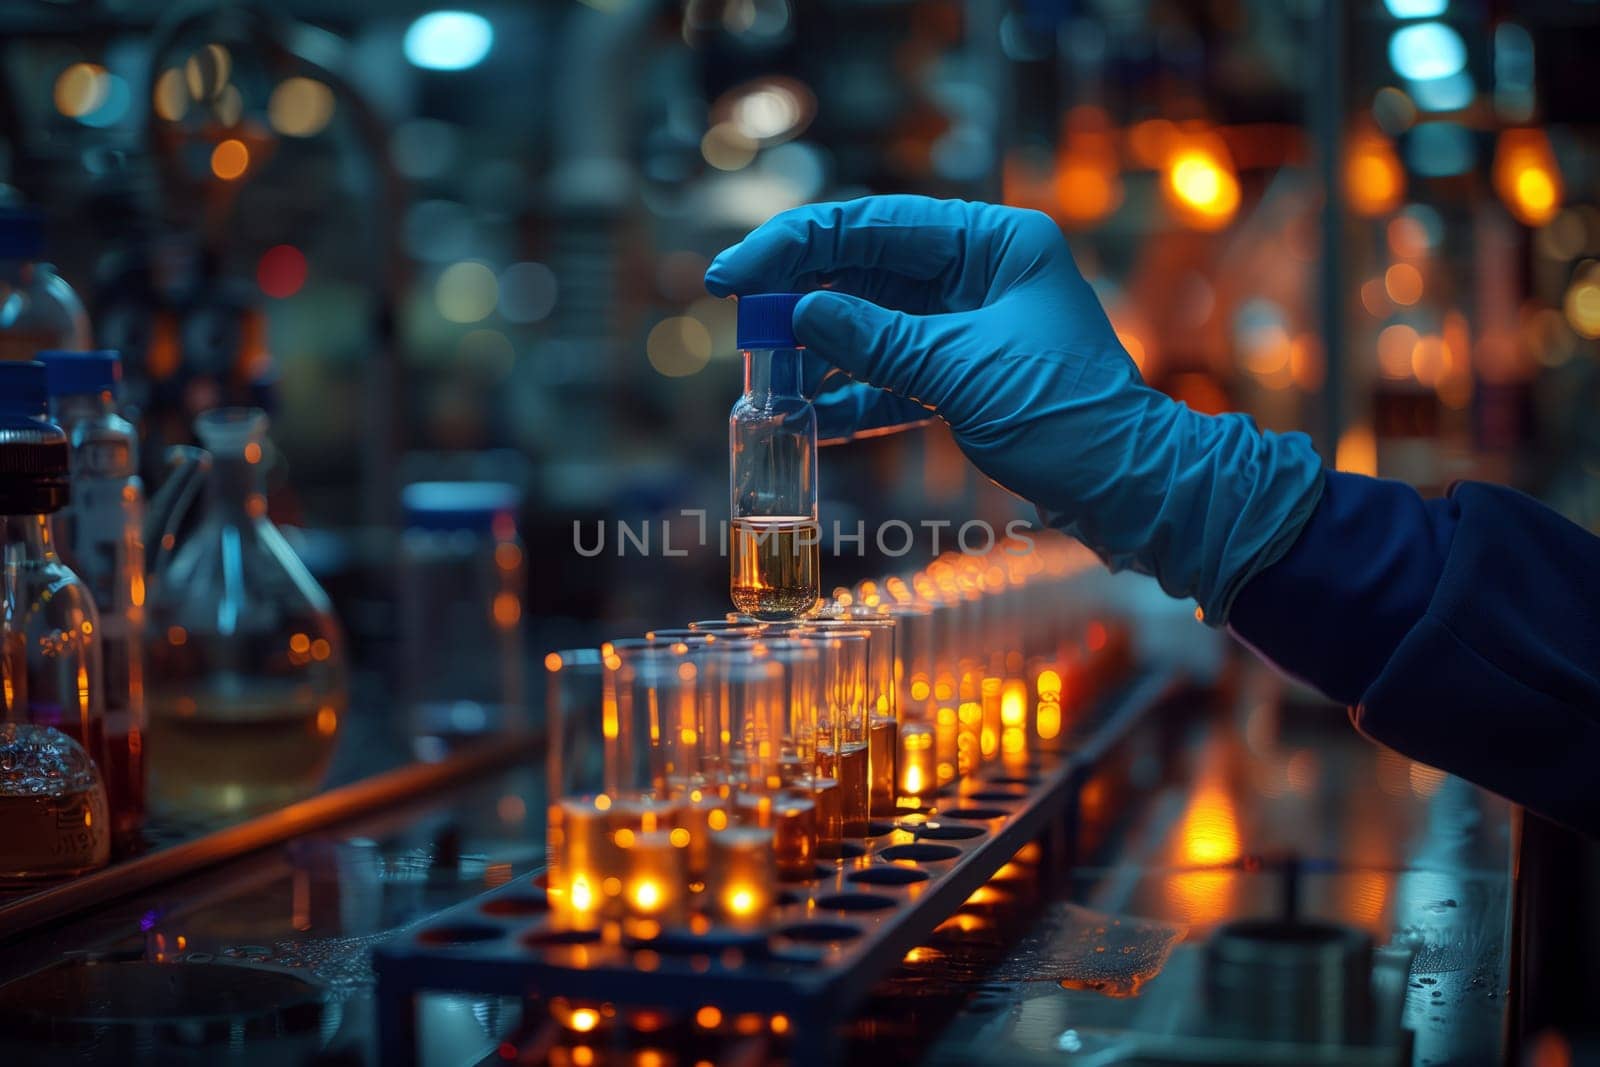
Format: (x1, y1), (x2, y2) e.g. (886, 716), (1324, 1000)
(144, 408), (346, 817)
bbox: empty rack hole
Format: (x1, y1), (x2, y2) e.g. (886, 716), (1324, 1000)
(865, 820), (897, 837)
(816, 841), (867, 861)
(521, 928), (603, 948)
(878, 843), (963, 863)
(938, 806), (1012, 821)
(813, 892), (900, 912)
(631, 928), (767, 955)
(913, 823), (985, 841)
(967, 786), (1028, 801)
(983, 775), (1041, 786)
(848, 866), (931, 887)
(417, 923), (504, 946)
(479, 893), (550, 917)
(772, 922), (863, 944)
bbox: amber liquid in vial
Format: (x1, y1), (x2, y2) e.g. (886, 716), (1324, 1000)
(818, 742), (870, 837)
(808, 776), (843, 847)
(737, 790), (818, 880)
(730, 517), (820, 620)
(548, 796), (620, 927)
(869, 718), (898, 816)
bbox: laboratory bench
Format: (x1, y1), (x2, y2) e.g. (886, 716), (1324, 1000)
(0, 665), (1520, 1067)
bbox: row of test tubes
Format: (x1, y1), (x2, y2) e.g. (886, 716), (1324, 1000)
(542, 535), (1131, 938)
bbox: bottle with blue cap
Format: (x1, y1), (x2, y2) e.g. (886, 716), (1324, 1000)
(0, 360), (111, 882)
(398, 481), (527, 760)
(0, 207), (91, 361)
(729, 293), (820, 619)
(38, 350), (146, 842)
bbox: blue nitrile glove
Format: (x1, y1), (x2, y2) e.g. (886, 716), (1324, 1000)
(705, 195), (1325, 624)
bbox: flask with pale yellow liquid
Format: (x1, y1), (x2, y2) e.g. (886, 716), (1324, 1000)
(143, 408), (346, 818)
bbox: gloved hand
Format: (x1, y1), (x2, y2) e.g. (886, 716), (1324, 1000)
(705, 195), (1325, 623)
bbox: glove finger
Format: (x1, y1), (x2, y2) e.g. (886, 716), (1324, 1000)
(795, 290), (969, 412)
(788, 267), (953, 315)
(814, 381), (934, 444)
(706, 196), (998, 308)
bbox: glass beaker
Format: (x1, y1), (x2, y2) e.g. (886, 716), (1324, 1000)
(144, 408), (346, 818)
(728, 293), (820, 620)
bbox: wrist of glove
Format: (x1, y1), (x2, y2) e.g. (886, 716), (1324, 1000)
(1029, 389), (1326, 624)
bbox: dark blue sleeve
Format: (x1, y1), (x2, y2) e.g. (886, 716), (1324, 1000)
(1232, 472), (1600, 834)
(1230, 470), (1459, 706)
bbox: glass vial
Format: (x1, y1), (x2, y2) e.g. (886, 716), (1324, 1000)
(728, 293), (820, 620)
(40, 350), (146, 844)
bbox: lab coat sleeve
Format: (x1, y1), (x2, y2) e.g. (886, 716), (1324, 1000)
(1231, 472), (1600, 835)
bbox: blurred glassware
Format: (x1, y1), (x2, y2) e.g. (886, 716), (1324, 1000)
(40, 350), (146, 844)
(0, 207), (91, 362)
(544, 648), (609, 930)
(0, 362), (107, 766)
(398, 481), (526, 762)
(143, 408), (346, 818)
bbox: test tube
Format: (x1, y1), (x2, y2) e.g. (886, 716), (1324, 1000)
(760, 638), (821, 879)
(817, 614), (898, 817)
(708, 826), (777, 930)
(545, 649), (612, 931)
(794, 629), (870, 839)
(703, 648), (782, 925)
(923, 596), (962, 788)
(632, 632), (726, 885)
(883, 603), (935, 809)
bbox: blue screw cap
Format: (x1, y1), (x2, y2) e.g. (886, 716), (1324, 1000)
(736, 293), (803, 350)
(0, 361), (50, 418)
(37, 350), (122, 397)
(401, 481), (522, 534)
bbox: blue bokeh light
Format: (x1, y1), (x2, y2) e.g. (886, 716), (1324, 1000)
(404, 11), (494, 72)
(1388, 22), (1467, 82)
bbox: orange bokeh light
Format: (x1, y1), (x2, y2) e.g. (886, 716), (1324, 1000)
(1493, 129), (1563, 227)
(210, 138), (249, 181)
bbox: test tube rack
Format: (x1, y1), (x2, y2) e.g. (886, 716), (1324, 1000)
(374, 665), (1180, 1065)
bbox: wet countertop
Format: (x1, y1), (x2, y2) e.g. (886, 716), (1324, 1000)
(0, 671), (1512, 1066)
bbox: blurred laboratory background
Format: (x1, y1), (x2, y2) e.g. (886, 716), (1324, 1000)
(5, 0), (1598, 657)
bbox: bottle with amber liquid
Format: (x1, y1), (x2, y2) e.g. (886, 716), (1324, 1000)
(0, 361), (110, 882)
(729, 293), (820, 620)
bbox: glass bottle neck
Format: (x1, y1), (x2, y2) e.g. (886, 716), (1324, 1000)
(1, 513), (58, 560)
(743, 348), (803, 399)
(54, 391), (115, 429)
(207, 450), (270, 520)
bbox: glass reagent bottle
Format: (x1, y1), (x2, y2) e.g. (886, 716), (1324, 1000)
(728, 293), (819, 620)
(40, 349), (146, 842)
